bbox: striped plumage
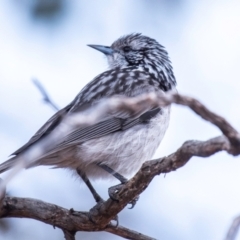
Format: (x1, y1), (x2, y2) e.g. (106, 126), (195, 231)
(0, 33), (176, 185)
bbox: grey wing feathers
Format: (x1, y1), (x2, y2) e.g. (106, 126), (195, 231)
(11, 105), (160, 159)
(19, 116), (147, 169)
(0, 106), (159, 173)
(55, 118), (123, 149)
(52, 107), (161, 151)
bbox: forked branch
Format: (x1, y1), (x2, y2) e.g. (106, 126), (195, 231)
(0, 90), (239, 239)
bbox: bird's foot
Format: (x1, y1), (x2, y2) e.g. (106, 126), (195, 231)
(108, 183), (140, 209)
(88, 198), (119, 227)
(88, 198), (104, 223)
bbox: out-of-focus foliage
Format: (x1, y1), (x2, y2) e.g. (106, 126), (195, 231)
(13, 0), (69, 23)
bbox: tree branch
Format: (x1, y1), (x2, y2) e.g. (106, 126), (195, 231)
(82, 135), (232, 227)
(0, 135), (237, 238)
(0, 91), (239, 239)
(105, 224), (157, 240)
(0, 196), (155, 239)
(32, 78), (59, 111)
(225, 215), (240, 240)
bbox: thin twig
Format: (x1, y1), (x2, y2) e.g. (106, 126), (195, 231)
(32, 78), (59, 111)
(225, 216), (240, 240)
(105, 224), (157, 240)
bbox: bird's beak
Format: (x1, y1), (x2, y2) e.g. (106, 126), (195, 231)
(87, 44), (114, 55)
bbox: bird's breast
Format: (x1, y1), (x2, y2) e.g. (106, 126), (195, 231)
(77, 106), (171, 179)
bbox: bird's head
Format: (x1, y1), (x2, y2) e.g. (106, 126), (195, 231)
(88, 33), (176, 88)
(88, 33), (168, 67)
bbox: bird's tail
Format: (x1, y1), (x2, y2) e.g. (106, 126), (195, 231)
(0, 157), (18, 174)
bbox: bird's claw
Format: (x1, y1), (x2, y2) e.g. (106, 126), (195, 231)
(108, 183), (123, 201)
(88, 199), (119, 226)
(128, 195), (139, 209)
(108, 183), (140, 209)
(88, 199), (105, 224)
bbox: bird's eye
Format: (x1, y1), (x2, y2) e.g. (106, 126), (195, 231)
(123, 46), (131, 52)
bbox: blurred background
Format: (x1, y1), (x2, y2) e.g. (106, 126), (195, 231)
(0, 0), (240, 239)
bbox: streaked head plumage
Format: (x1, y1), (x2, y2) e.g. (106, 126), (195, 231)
(88, 33), (176, 89)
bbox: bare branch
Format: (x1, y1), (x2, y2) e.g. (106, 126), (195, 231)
(3, 92), (239, 183)
(105, 224), (157, 240)
(32, 78), (59, 111)
(0, 92), (239, 238)
(66, 92), (240, 154)
(0, 196), (154, 239)
(0, 136), (237, 236)
(0, 197), (91, 231)
(30, 81), (240, 148)
(85, 135), (233, 227)
(225, 216), (240, 240)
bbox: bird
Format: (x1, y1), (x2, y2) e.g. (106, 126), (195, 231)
(0, 33), (176, 206)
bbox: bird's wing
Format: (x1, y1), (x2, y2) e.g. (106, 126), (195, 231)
(51, 107), (161, 152)
(12, 67), (162, 156)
